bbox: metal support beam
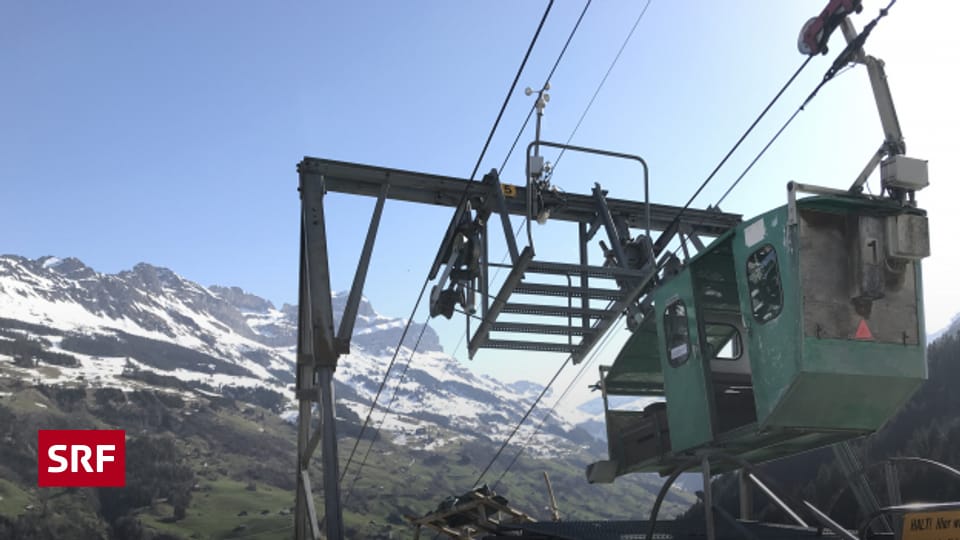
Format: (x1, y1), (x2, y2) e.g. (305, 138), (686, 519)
(300, 158), (740, 236)
(696, 491), (760, 540)
(317, 367), (344, 539)
(833, 441), (890, 534)
(593, 183), (629, 269)
(579, 222), (590, 333)
(702, 456), (717, 540)
(543, 472), (560, 522)
(851, 144), (887, 192)
(686, 228), (706, 252)
(337, 183), (388, 352)
(296, 233), (315, 366)
(428, 201), (470, 281)
(747, 473), (809, 528)
(300, 176), (338, 363)
(884, 461), (903, 538)
(489, 170), (521, 265)
(295, 222), (323, 538)
(481, 218), (489, 321)
(299, 161), (397, 540)
(300, 470), (321, 539)
(840, 18), (905, 155)
(295, 365), (315, 539)
(802, 501), (858, 540)
(303, 414), (322, 469)
(739, 468), (754, 521)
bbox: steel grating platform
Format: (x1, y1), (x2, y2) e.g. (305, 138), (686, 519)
(301, 156), (743, 364)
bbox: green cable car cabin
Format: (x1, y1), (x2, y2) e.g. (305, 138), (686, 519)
(588, 188), (930, 483)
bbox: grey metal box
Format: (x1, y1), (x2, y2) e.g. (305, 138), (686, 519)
(885, 213), (930, 260)
(881, 155), (929, 190)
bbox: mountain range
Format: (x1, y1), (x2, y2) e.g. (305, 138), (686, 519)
(0, 254), (692, 538)
(0, 254), (595, 452)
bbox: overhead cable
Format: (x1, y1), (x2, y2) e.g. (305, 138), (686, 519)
(491, 315), (623, 490)
(341, 0), (557, 492)
(653, 56), (814, 252)
(553, 0), (654, 171)
(342, 322), (430, 506)
(671, 1), (898, 261)
(498, 0), (593, 174)
(470, 0), (556, 181)
(715, 1), (898, 208)
(339, 282), (429, 482)
(473, 354), (572, 487)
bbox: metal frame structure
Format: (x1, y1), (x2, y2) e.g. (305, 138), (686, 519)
(290, 4), (937, 538)
(406, 492), (535, 539)
(640, 453), (960, 540)
(645, 454), (849, 540)
(295, 155), (741, 538)
(295, 166), (388, 539)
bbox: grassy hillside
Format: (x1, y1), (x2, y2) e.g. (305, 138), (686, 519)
(0, 372), (693, 539)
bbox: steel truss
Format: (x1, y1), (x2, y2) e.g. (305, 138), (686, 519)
(295, 155), (741, 538)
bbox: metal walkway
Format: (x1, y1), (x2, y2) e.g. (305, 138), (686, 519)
(303, 156), (742, 364)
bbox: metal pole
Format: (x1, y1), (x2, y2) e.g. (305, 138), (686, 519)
(739, 468), (754, 521)
(747, 473), (809, 528)
(645, 458), (700, 540)
(543, 471), (560, 522)
(295, 377), (311, 539)
(578, 222), (590, 333)
(802, 501), (858, 540)
(833, 442), (890, 534)
(318, 367), (344, 539)
(884, 461), (902, 538)
(702, 456), (717, 540)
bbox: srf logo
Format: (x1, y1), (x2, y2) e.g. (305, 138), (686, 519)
(37, 430), (126, 487)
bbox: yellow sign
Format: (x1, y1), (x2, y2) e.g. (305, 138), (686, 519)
(904, 511), (960, 540)
(501, 184), (518, 198)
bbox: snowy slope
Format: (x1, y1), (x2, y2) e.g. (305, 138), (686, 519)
(0, 255), (591, 456)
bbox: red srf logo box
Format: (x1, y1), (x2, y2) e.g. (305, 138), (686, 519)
(37, 430), (126, 487)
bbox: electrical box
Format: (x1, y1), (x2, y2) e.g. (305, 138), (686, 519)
(527, 155), (544, 178)
(886, 213), (930, 260)
(881, 155), (929, 191)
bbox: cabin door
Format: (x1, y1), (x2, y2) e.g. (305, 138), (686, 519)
(657, 271), (714, 453)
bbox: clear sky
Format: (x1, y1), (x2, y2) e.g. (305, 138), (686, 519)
(3, 1), (958, 389)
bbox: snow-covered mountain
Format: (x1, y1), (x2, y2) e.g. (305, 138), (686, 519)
(0, 255), (592, 456)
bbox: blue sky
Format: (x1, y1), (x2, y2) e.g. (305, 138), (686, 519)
(3, 1), (958, 383)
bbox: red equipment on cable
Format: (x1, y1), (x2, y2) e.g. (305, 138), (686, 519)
(798, 0), (863, 55)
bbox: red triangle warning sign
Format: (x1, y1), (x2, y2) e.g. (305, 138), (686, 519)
(855, 319), (874, 340)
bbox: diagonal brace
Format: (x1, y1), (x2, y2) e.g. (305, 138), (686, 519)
(337, 183), (389, 353)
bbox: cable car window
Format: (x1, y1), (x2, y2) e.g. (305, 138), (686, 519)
(664, 298), (690, 367)
(746, 244), (783, 324)
(704, 323), (742, 361)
